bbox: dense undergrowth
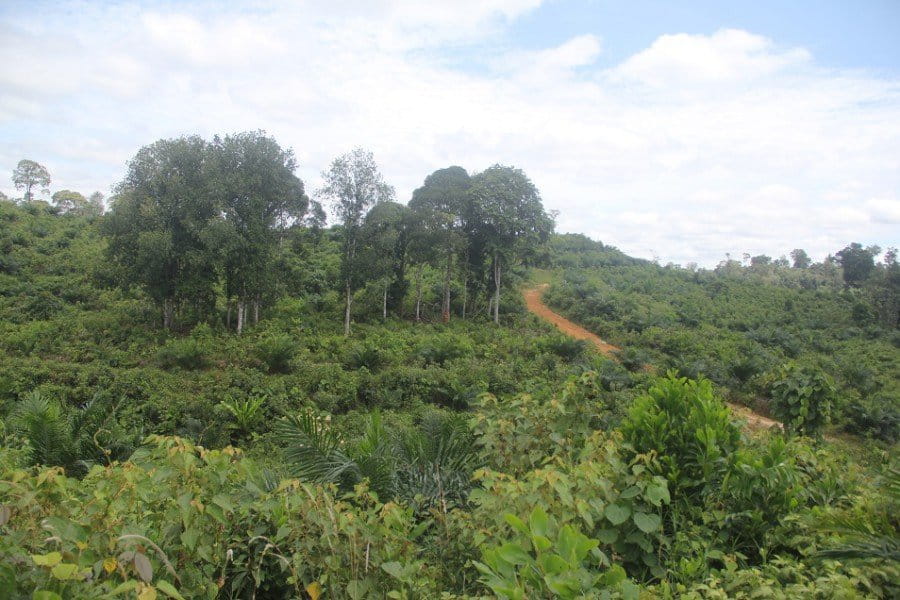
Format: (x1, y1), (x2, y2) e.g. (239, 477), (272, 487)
(1, 201), (898, 598)
(544, 236), (900, 443)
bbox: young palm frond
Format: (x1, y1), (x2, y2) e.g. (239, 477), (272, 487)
(351, 411), (396, 499)
(221, 395), (265, 435)
(815, 467), (900, 563)
(276, 410), (358, 486)
(11, 391), (76, 470)
(395, 412), (481, 510)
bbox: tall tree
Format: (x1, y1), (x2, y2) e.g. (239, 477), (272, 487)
(103, 136), (218, 329)
(85, 191), (105, 217)
(836, 242), (880, 288)
(359, 201), (410, 319)
(790, 248), (811, 269)
(409, 166), (471, 322)
(51, 189), (87, 213)
(317, 148), (394, 335)
(208, 131), (308, 334)
(12, 159), (51, 202)
(469, 165), (554, 324)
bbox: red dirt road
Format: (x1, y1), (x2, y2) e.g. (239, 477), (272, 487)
(523, 284), (782, 432)
(523, 284), (620, 356)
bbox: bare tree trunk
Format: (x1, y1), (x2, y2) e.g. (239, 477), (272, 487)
(237, 301), (244, 335)
(382, 283), (388, 319)
(442, 249), (452, 323)
(344, 282), (352, 336)
(493, 252), (501, 324)
(415, 266), (423, 323)
(163, 299), (174, 330)
(226, 302), (232, 331)
(461, 278), (467, 319)
(252, 296), (259, 325)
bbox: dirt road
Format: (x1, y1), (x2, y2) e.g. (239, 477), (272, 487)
(523, 284), (782, 432)
(523, 284), (620, 356)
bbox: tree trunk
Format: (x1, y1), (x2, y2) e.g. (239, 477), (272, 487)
(344, 281), (352, 336)
(236, 302), (244, 335)
(226, 302), (232, 331)
(383, 283), (388, 320)
(252, 296), (259, 326)
(415, 266), (423, 323)
(442, 249), (452, 323)
(163, 299), (174, 330)
(493, 252), (501, 324)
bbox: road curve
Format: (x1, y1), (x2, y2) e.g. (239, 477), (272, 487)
(523, 283), (782, 432)
(523, 283), (620, 357)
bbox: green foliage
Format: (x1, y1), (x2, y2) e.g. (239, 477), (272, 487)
(220, 395), (265, 437)
(0, 436), (440, 599)
(415, 333), (473, 366)
(474, 506), (638, 599)
(537, 335), (588, 361)
(156, 337), (209, 370)
(277, 409), (480, 509)
(253, 333), (296, 373)
(769, 363), (835, 437)
(619, 373), (741, 504)
(8, 391), (134, 476)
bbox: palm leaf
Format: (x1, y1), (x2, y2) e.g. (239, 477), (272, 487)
(276, 410), (358, 486)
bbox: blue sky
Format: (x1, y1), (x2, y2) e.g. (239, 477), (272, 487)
(510, 1), (900, 71)
(1, 0), (898, 265)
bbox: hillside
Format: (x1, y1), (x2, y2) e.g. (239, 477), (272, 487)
(1, 199), (898, 599)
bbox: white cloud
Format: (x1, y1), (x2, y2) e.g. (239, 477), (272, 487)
(0, 3), (898, 265)
(611, 28), (811, 89)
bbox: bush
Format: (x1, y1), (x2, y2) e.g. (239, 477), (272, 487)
(842, 395), (900, 443)
(254, 334), (296, 373)
(537, 334), (588, 361)
(416, 333), (473, 366)
(768, 363), (835, 438)
(619, 373), (741, 505)
(156, 337), (209, 370)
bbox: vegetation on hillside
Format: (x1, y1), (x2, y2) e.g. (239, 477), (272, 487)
(0, 145), (897, 598)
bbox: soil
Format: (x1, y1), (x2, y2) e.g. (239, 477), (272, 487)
(523, 284), (782, 432)
(523, 284), (620, 357)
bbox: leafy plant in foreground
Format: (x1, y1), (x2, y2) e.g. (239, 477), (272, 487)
(474, 505), (638, 599)
(769, 363), (835, 438)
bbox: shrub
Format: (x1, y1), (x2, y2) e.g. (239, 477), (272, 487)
(416, 334), (473, 366)
(537, 334), (588, 361)
(474, 506), (638, 599)
(156, 337), (209, 370)
(619, 373), (741, 506)
(345, 340), (390, 371)
(768, 363), (835, 438)
(253, 334), (296, 374)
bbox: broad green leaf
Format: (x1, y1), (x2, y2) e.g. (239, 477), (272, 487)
(380, 561), (403, 579)
(50, 563), (78, 580)
(504, 513), (529, 536)
(645, 482), (670, 507)
(597, 529), (618, 544)
(156, 580), (186, 600)
(619, 485), (641, 499)
(633, 512), (662, 533)
(496, 543), (532, 566)
(528, 506), (549, 538)
(605, 503), (631, 526)
(31, 552), (62, 567)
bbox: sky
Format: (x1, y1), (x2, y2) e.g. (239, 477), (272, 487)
(1, 0), (898, 266)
